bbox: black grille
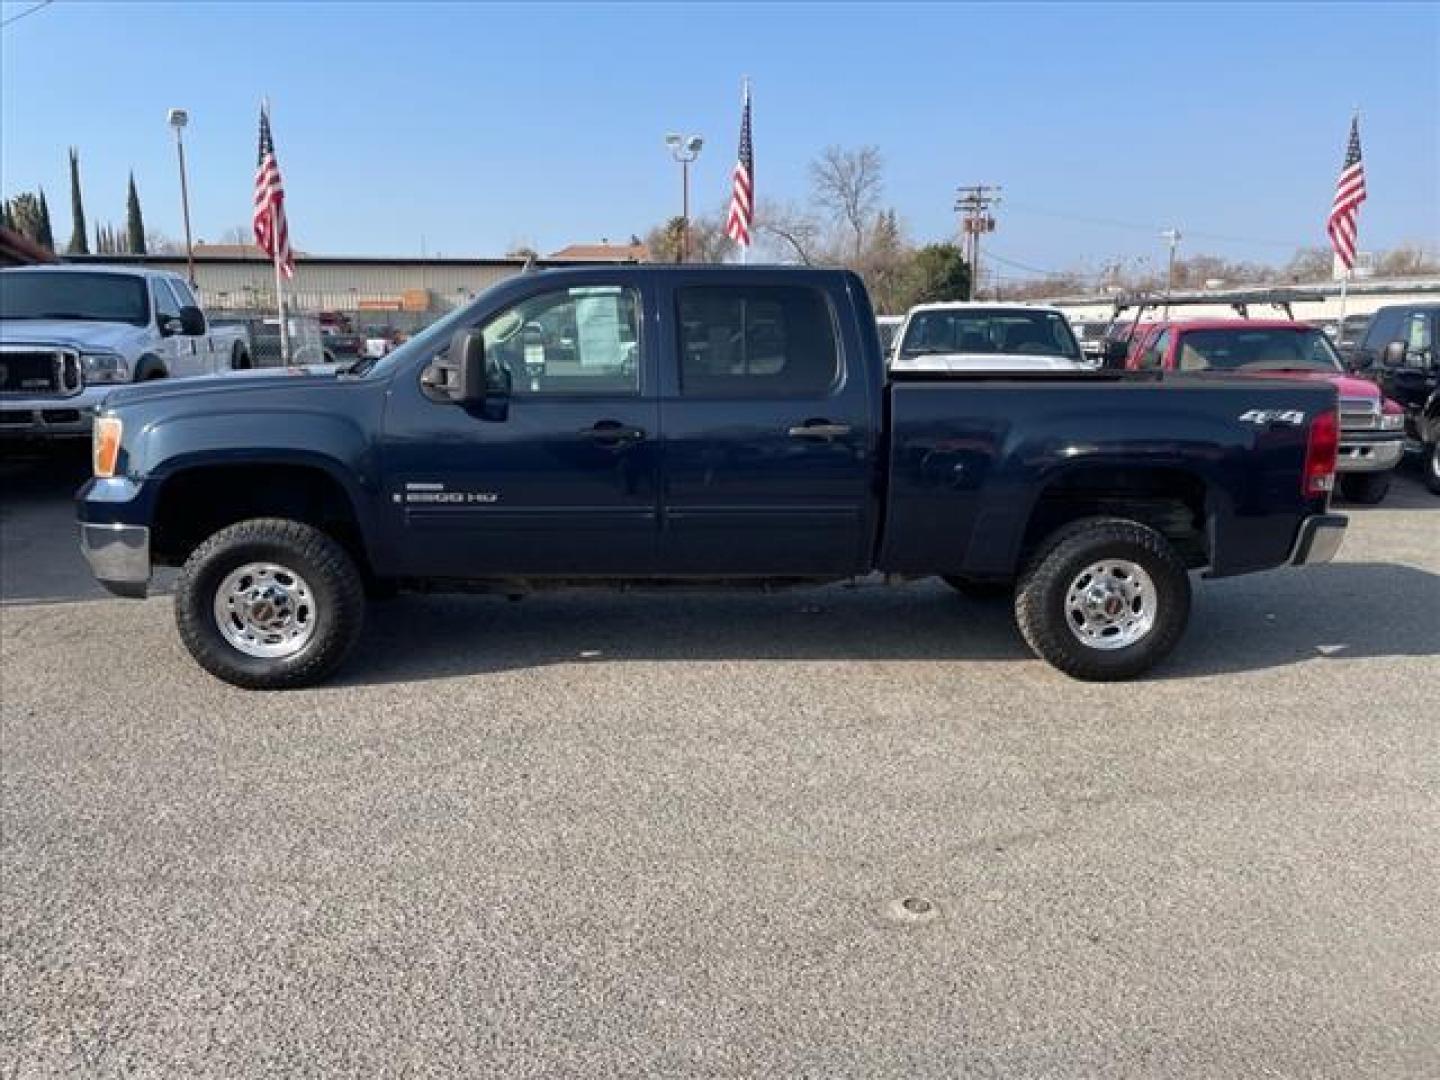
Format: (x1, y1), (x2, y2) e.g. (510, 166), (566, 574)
(0, 351), (63, 393)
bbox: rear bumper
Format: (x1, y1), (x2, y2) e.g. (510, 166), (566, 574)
(0, 385), (109, 437)
(1289, 513), (1347, 566)
(1337, 432), (1404, 473)
(79, 521), (151, 598)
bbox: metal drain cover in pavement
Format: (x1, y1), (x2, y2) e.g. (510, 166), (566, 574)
(883, 895), (941, 925)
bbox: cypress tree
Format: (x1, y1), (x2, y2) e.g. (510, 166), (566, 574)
(126, 173), (146, 254)
(37, 188), (55, 251)
(66, 148), (89, 254)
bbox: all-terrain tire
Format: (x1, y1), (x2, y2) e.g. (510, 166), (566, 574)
(1339, 471), (1391, 505)
(175, 518), (365, 690)
(1014, 517), (1191, 682)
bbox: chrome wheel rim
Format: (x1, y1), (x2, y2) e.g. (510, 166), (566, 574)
(1064, 559), (1156, 651)
(213, 562), (317, 659)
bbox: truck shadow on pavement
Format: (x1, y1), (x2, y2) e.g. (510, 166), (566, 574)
(335, 561), (1440, 687)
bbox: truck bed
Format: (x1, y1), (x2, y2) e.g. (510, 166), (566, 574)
(879, 375), (1338, 579)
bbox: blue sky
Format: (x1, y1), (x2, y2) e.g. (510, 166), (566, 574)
(2, 1), (1436, 279)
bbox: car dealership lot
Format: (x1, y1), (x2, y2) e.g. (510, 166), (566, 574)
(2, 454), (1437, 1077)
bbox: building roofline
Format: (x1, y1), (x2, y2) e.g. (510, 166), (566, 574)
(64, 252), (638, 269)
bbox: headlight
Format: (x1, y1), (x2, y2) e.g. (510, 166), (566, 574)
(81, 352), (130, 384)
(1380, 411), (1406, 431)
(93, 416), (123, 478)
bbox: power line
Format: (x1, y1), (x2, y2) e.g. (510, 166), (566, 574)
(1003, 200), (1309, 251)
(1, 0), (55, 29)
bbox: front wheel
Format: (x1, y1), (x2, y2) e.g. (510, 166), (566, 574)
(1339, 471), (1391, 504)
(1425, 442), (1440, 496)
(175, 518), (365, 689)
(1014, 518), (1191, 681)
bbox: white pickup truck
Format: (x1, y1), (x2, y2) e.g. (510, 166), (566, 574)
(0, 264), (250, 438)
(889, 301), (1097, 373)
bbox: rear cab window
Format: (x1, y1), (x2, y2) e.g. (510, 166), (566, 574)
(676, 285), (841, 397)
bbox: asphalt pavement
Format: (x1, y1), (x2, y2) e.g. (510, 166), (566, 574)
(2, 450), (1437, 1078)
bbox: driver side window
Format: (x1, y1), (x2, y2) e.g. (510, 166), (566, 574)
(153, 279), (181, 323)
(480, 286), (641, 397)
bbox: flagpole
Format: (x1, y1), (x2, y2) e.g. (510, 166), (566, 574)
(265, 98), (291, 365)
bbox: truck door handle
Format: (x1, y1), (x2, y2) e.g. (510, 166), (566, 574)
(582, 420), (646, 446)
(787, 421), (852, 439)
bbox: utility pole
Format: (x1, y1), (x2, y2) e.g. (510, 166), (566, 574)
(955, 185), (1001, 300)
(1160, 227), (1182, 320)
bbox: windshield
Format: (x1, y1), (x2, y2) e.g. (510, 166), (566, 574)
(900, 308), (1081, 360)
(1176, 328), (1343, 373)
(0, 272), (150, 326)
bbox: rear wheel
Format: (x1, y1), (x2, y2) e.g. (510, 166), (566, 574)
(1014, 517), (1191, 681)
(175, 518), (365, 689)
(1339, 471), (1391, 504)
(1425, 442), (1440, 496)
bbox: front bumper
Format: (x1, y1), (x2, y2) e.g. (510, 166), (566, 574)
(0, 385), (110, 438)
(1289, 513), (1348, 566)
(79, 522), (151, 598)
(1337, 431), (1404, 473)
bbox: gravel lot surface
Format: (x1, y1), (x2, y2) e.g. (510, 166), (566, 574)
(2, 450), (1437, 1078)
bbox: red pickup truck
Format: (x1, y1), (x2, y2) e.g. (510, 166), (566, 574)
(1125, 319), (1406, 503)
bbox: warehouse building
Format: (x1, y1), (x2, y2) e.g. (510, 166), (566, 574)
(68, 243), (646, 327)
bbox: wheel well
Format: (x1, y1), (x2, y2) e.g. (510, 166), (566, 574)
(1023, 467), (1209, 569)
(134, 353), (167, 380)
(151, 463), (369, 571)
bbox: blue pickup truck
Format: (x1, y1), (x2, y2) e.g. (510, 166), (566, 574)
(78, 266), (1346, 688)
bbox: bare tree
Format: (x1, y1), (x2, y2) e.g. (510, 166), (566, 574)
(810, 145), (884, 262)
(145, 229), (181, 254)
(219, 225), (253, 246)
(1376, 244), (1440, 278)
(754, 198), (824, 265)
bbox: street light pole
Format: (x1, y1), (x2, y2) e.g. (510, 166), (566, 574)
(167, 108), (195, 286)
(665, 133), (703, 263)
(1161, 228), (1182, 320)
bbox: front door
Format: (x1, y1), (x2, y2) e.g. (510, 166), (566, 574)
(656, 273), (876, 575)
(384, 281), (660, 578)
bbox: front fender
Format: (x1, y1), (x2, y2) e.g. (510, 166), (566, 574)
(130, 406), (385, 555)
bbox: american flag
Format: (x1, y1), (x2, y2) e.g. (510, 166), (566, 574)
(253, 105), (295, 279)
(725, 82), (753, 248)
(1327, 115), (1367, 271)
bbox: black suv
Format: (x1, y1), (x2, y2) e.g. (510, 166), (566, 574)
(1354, 302), (1440, 493)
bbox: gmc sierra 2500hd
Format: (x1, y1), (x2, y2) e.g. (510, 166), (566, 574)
(77, 265), (1347, 688)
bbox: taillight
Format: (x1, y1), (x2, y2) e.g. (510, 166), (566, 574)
(1303, 408), (1338, 499)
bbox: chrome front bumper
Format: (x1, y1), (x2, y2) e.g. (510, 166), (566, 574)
(0, 385), (110, 437)
(79, 522), (151, 598)
(1290, 513), (1348, 566)
(1337, 432), (1404, 473)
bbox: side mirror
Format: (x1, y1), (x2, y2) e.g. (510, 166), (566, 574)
(1382, 340), (1407, 367)
(178, 305), (206, 336)
(421, 328), (503, 412)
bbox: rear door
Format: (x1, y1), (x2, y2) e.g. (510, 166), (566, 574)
(656, 270), (877, 575)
